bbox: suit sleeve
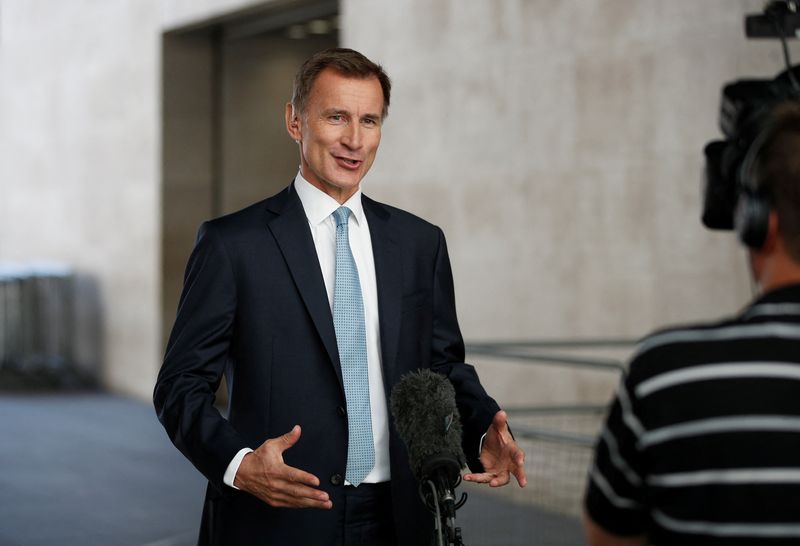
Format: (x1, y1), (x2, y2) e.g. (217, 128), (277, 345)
(428, 227), (500, 472)
(153, 221), (248, 493)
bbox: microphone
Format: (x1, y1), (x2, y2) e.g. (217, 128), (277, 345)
(390, 369), (467, 546)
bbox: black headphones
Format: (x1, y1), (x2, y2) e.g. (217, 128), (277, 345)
(734, 122), (775, 248)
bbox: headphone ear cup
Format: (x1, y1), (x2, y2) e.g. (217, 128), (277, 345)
(735, 189), (770, 248)
(734, 117), (775, 249)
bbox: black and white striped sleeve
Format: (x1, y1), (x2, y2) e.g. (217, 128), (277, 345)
(584, 373), (647, 536)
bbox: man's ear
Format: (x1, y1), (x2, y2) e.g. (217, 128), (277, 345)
(285, 103), (302, 141)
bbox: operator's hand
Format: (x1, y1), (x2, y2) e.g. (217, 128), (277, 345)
(463, 410), (527, 488)
(234, 425), (333, 509)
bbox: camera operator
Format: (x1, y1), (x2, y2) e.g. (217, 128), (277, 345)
(583, 81), (800, 544)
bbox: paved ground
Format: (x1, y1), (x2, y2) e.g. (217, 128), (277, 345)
(0, 393), (583, 546)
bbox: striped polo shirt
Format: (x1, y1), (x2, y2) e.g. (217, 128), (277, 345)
(585, 283), (800, 545)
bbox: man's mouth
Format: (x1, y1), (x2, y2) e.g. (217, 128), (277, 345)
(334, 155), (362, 169)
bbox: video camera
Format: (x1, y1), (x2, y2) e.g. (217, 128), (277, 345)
(702, 1), (800, 236)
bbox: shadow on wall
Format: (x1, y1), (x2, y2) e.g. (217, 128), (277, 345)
(0, 263), (103, 390)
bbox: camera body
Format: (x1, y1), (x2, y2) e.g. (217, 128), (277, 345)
(745, 0), (800, 39)
(702, 68), (800, 246)
(701, 1), (800, 247)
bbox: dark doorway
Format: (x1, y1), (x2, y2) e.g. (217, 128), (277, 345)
(161, 1), (338, 351)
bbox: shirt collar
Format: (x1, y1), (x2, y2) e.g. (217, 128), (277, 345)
(294, 171), (365, 227)
(752, 282), (800, 305)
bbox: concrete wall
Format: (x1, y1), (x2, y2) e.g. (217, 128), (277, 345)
(341, 0), (799, 403)
(1, 0), (796, 403)
(0, 0), (161, 398)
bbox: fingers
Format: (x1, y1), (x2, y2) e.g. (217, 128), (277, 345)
(463, 470), (510, 487)
(257, 425), (301, 459)
(512, 448), (528, 488)
(466, 437), (528, 488)
(463, 471), (493, 484)
(245, 429), (334, 509)
(492, 410), (509, 432)
(250, 464), (332, 509)
(489, 410), (528, 488)
(258, 487), (332, 509)
(513, 468), (528, 487)
(287, 465), (322, 488)
(276, 424), (302, 450)
(490, 470), (511, 487)
(268, 479), (332, 509)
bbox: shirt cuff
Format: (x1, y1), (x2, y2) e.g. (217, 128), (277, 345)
(477, 422), (515, 458)
(478, 432), (487, 458)
(223, 447), (254, 489)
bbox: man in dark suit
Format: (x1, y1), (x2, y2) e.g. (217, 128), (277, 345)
(154, 47), (526, 546)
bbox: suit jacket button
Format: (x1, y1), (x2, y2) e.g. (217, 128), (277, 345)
(330, 473), (343, 486)
(337, 406), (346, 417)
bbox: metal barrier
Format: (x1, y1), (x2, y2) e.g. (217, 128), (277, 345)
(0, 263), (94, 388)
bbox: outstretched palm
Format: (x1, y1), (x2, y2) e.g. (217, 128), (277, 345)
(464, 410), (527, 487)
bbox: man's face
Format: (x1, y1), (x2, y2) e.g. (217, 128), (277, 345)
(286, 68), (384, 203)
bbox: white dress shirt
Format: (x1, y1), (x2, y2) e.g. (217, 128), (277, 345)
(223, 172), (391, 488)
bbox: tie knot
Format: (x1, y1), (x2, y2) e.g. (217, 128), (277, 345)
(333, 206), (352, 228)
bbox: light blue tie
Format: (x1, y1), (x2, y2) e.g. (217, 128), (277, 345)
(332, 206), (375, 486)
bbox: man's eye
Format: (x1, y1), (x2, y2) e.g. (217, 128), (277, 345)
(329, 114), (344, 123)
(363, 118), (377, 126)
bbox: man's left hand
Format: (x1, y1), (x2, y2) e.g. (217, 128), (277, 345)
(463, 410), (527, 488)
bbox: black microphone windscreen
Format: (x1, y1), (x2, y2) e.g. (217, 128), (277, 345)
(390, 369), (466, 483)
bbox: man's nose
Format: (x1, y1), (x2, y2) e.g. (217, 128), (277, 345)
(341, 122), (363, 149)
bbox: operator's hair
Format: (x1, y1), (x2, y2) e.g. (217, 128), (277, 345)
(291, 47), (391, 120)
(756, 101), (800, 261)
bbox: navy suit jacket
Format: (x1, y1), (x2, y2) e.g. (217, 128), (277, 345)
(154, 183), (500, 545)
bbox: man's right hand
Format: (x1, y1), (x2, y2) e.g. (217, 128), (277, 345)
(234, 425), (333, 509)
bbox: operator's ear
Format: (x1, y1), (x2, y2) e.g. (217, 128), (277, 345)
(286, 103), (302, 141)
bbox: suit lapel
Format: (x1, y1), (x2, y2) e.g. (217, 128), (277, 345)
(266, 184), (341, 382)
(363, 196), (403, 387)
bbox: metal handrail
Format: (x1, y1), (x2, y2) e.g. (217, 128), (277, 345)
(504, 404), (608, 415)
(510, 426), (598, 448)
(466, 343), (629, 373)
(468, 338), (639, 349)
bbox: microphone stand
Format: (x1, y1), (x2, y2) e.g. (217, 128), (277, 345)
(422, 473), (467, 546)
(426, 480), (446, 546)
